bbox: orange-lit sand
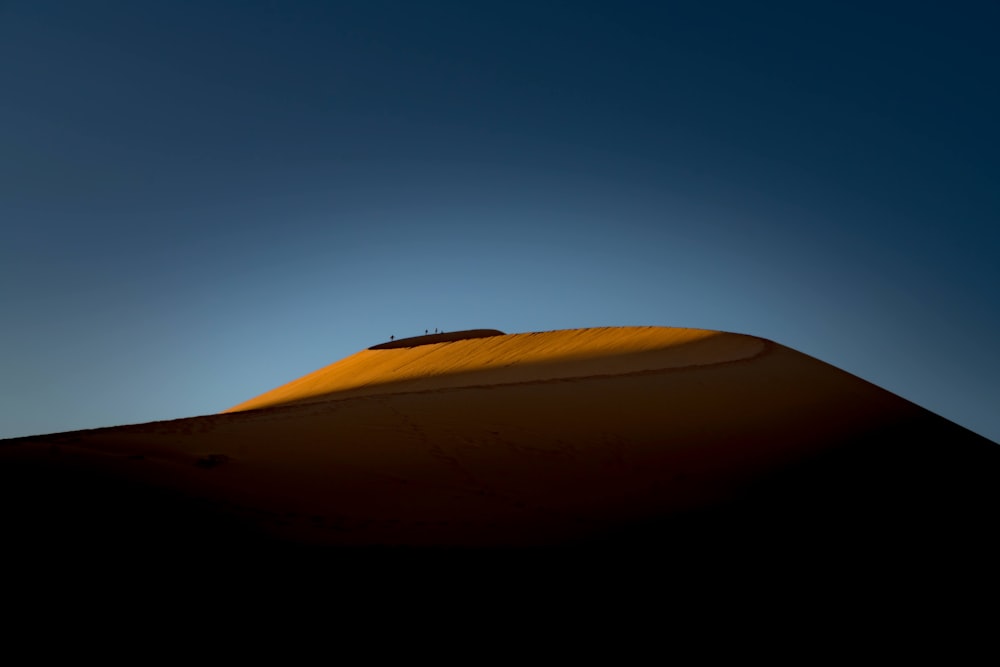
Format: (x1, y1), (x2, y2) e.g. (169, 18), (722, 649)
(3, 326), (998, 570)
(224, 326), (761, 412)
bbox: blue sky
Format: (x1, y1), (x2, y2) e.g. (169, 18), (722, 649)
(2, 1), (998, 443)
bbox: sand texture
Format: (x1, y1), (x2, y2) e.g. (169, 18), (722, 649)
(3, 326), (998, 582)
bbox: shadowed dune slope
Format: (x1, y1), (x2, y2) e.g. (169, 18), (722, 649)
(368, 328), (506, 349)
(2, 326), (999, 587)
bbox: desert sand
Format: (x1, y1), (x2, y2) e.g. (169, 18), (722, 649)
(3, 326), (998, 592)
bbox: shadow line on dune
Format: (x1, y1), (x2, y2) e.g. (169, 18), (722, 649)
(368, 329), (506, 350)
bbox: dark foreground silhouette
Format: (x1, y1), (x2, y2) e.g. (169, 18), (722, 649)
(4, 388), (997, 604)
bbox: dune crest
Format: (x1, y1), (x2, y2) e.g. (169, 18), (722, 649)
(224, 326), (766, 413)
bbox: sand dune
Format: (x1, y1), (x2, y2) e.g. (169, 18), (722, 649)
(3, 326), (998, 583)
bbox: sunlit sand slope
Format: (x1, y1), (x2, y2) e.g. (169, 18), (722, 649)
(4, 326), (998, 566)
(224, 327), (763, 412)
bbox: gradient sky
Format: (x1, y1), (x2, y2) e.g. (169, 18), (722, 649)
(2, 1), (998, 443)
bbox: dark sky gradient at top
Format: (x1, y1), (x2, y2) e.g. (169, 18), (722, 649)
(2, 1), (997, 442)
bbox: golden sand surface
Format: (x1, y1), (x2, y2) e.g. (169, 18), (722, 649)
(223, 326), (763, 412)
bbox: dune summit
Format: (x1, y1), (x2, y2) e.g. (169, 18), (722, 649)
(3, 325), (999, 585)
